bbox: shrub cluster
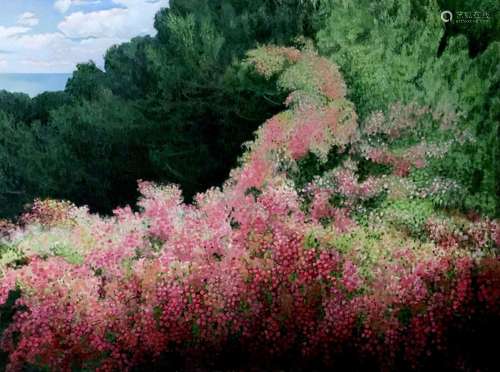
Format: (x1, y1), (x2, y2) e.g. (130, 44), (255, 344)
(0, 46), (498, 371)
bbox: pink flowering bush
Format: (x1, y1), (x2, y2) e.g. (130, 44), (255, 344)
(0, 46), (498, 371)
(19, 199), (79, 228)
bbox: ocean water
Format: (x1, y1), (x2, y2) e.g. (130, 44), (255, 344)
(0, 73), (72, 97)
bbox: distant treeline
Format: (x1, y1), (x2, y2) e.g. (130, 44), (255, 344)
(0, 0), (498, 219)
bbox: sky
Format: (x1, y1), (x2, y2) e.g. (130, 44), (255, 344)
(0, 0), (169, 73)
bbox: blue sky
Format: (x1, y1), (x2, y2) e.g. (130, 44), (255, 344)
(0, 0), (169, 73)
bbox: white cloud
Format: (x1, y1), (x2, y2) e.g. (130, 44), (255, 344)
(0, 26), (30, 38)
(13, 33), (67, 50)
(59, 8), (129, 38)
(58, 0), (168, 39)
(0, 30), (124, 72)
(17, 12), (40, 27)
(54, 0), (103, 14)
(54, 0), (71, 13)
(0, 0), (169, 73)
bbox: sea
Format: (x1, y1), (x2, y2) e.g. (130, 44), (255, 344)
(0, 73), (72, 97)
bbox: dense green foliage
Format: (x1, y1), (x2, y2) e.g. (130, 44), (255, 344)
(0, 0), (320, 218)
(315, 0), (499, 215)
(0, 0), (498, 219)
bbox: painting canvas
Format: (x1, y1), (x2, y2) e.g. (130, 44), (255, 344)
(0, 1), (498, 371)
